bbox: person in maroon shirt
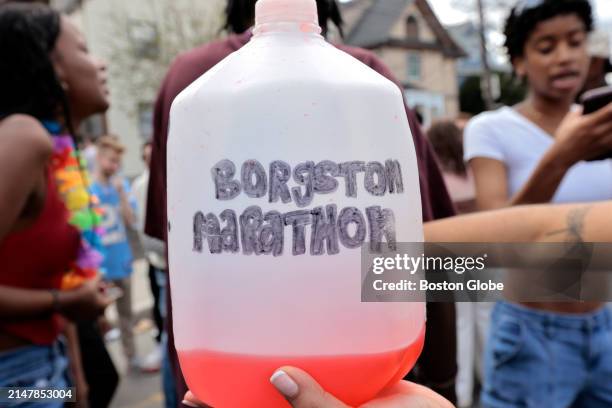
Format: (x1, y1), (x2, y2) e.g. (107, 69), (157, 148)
(146, 1), (457, 405)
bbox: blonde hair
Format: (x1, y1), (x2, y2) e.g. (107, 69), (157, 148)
(97, 135), (125, 154)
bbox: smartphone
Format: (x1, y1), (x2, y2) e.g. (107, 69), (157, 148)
(581, 86), (612, 161)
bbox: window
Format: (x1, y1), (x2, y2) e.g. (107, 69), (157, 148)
(407, 53), (421, 81)
(128, 20), (159, 59)
(405, 15), (419, 39)
(138, 102), (154, 141)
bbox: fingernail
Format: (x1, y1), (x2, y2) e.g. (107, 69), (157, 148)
(182, 399), (199, 408)
(270, 370), (299, 399)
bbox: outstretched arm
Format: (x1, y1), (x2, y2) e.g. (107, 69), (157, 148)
(424, 201), (612, 243)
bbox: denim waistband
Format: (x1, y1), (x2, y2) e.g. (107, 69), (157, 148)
(0, 341), (64, 384)
(496, 301), (612, 331)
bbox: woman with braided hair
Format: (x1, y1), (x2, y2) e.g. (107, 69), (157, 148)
(0, 2), (116, 406)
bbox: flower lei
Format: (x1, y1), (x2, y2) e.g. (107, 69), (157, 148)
(44, 121), (106, 288)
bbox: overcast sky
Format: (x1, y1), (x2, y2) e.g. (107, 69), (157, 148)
(427, 0), (612, 26)
(339, 0), (612, 27)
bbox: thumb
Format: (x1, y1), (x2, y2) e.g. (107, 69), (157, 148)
(270, 367), (349, 408)
(572, 105), (584, 115)
(561, 106), (583, 123)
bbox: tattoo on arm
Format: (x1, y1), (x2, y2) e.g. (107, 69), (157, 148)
(544, 206), (591, 242)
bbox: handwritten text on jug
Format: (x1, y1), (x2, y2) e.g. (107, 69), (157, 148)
(193, 159), (405, 256)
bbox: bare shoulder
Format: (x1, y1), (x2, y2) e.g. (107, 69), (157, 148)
(0, 114), (53, 159)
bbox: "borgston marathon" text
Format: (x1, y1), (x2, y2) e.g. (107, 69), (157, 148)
(193, 159), (407, 256)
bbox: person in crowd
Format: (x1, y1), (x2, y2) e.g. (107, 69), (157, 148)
(132, 142), (165, 352)
(91, 135), (140, 371)
(132, 141), (176, 405)
(464, 0), (612, 406)
(133, 141), (165, 351)
(427, 119), (487, 407)
(145, 0), (458, 405)
(0, 2), (116, 406)
(82, 134), (98, 174)
(427, 120), (476, 214)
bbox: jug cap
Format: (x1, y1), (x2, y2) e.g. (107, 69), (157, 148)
(255, 0), (318, 27)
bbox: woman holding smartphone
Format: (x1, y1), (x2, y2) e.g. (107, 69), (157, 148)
(464, 0), (612, 406)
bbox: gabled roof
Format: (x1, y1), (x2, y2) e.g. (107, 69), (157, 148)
(345, 0), (410, 48)
(343, 0), (466, 58)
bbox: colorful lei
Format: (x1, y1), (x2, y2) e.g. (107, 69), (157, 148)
(44, 121), (106, 288)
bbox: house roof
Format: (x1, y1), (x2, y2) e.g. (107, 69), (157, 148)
(343, 0), (466, 58)
(345, 0), (409, 47)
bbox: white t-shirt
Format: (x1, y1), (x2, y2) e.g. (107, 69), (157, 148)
(131, 169), (167, 269)
(464, 106), (612, 203)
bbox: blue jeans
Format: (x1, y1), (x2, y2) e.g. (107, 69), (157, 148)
(161, 332), (177, 408)
(152, 268), (176, 408)
(482, 301), (612, 408)
(154, 267), (167, 320)
(0, 342), (69, 408)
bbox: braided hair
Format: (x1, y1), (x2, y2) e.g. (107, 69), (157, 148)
(1, 3), (97, 235)
(0, 2), (76, 134)
(224, 0), (344, 37)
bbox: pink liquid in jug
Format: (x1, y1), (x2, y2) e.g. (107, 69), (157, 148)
(179, 325), (425, 408)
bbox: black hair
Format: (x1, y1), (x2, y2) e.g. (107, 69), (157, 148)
(224, 0), (256, 34)
(224, 0), (343, 37)
(316, 0), (344, 38)
(0, 2), (75, 133)
(1, 3), (98, 232)
(504, 0), (593, 62)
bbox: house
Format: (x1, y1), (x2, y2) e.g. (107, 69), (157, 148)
(341, 0), (466, 126)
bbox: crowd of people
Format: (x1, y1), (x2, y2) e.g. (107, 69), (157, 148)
(0, 0), (612, 407)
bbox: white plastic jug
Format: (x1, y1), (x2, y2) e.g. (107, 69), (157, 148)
(167, 0), (425, 406)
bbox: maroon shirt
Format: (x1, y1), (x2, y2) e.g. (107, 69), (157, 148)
(146, 30), (457, 405)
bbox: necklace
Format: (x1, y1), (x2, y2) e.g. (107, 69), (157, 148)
(44, 120), (106, 288)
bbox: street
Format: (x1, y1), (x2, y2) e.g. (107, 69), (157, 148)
(106, 259), (165, 408)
